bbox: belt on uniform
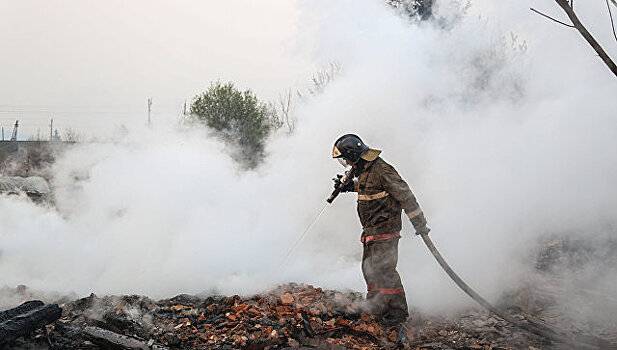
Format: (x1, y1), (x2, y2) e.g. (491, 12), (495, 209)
(361, 231), (400, 244)
(367, 285), (405, 294)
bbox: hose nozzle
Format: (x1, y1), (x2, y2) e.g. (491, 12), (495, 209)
(326, 168), (355, 203)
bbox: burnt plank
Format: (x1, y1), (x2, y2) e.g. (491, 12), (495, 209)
(0, 304), (62, 345)
(0, 301), (45, 323)
(82, 326), (169, 350)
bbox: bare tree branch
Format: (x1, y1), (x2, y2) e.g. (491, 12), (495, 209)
(277, 88), (295, 133)
(531, 7), (575, 27)
(554, 0), (617, 78)
(607, 0), (617, 44)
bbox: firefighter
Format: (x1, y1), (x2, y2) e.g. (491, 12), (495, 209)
(332, 134), (430, 327)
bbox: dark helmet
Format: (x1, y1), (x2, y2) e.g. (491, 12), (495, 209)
(332, 134), (381, 164)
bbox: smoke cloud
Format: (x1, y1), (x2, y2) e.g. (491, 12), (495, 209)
(1, 0), (617, 325)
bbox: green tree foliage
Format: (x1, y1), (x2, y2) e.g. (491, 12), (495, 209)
(388, 0), (434, 20)
(190, 81), (278, 170)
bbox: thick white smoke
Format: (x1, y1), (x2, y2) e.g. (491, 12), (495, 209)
(1, 0), (617, 322)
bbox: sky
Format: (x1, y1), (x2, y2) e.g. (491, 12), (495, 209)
(0, 0), (316, 138)
(1, 0), (617, 323)
(0, 0), (615, 137)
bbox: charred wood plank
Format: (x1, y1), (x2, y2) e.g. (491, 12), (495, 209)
(0, 304), (62, 345)
(414, 342), (453, 349)
(241, 337), (286, 350)
(291, 325), (348, 350)
(0, 301), (45, 324)
(300, 311), (314, 338)
(101, 311), (147, 339)
(295, 336), (347, 350)
(82, 326), (169, 350)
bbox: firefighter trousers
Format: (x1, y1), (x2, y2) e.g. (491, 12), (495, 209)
(361, 238), (409, 321)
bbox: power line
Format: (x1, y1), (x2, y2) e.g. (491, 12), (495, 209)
(0, 110), (142, 114)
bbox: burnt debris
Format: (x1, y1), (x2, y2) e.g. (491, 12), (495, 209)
(0, 301), (62, 346)
(0, 284), (574, 350)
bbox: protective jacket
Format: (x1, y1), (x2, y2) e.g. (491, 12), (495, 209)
(353, 157), (427, 241)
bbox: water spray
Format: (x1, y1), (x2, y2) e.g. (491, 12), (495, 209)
(280, 203), (329, 266)
(281, 167), (357, 266)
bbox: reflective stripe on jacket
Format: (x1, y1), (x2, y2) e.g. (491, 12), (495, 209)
(354, 157), (426, 238)
(360, 231), (400, 244)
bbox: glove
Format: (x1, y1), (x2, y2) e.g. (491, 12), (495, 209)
(333, 174), (354, 192)
(415, 225), (430, 236)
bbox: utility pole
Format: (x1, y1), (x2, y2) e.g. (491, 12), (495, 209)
(50, 118), (53, 141)
(182, 99), (187, 124)
(147, 97), (153, 126)
(10, 120), (18, 141)
(1, 127), (4, 141)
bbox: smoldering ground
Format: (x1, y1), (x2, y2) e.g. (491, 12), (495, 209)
(1, 0), (617, 329)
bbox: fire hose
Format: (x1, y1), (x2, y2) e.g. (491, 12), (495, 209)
(306, 174), (617, 349)
(418, 232), (615, 349)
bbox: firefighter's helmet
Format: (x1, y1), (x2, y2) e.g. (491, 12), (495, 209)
(332, 134), (381, 164)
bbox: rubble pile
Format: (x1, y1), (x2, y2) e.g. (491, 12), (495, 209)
(2, 237), (616, 349)
(1, 283), (556, 350)
(0, 175), (51, 201)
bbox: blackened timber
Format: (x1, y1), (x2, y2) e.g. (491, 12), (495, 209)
(0, 301), (44, 323)
(82, 326), (169, 350)
(0, 304), (62, 345)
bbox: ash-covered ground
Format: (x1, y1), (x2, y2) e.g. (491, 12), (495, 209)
(2, 272), (616, 350)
